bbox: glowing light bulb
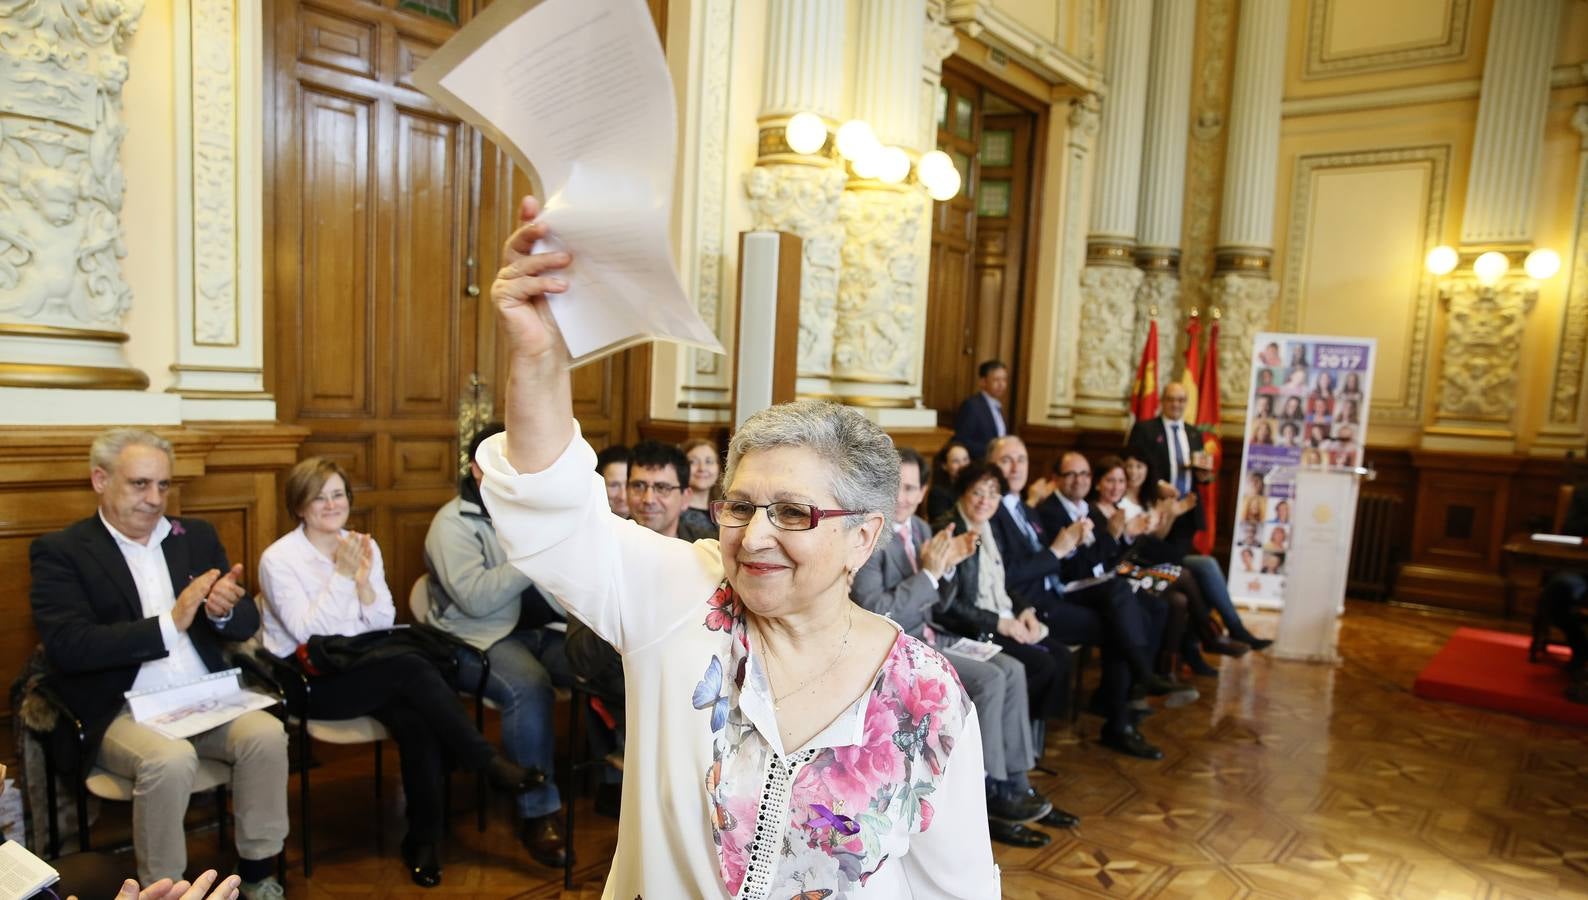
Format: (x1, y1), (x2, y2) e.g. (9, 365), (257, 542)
(835, 120), (879, 162)
(925, 164), (961, 201)
(876, 147), (910, 184)
(784, 113), (827, 155)
(1424, 245), (1458, 276)
(1473, 251), (1509, 285)
(1524, 248), (1561, 280)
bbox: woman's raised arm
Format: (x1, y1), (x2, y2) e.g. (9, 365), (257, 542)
(492, 196), (576, 475)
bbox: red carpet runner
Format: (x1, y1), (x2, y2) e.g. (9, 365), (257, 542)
(1413, 627), (1588, 728)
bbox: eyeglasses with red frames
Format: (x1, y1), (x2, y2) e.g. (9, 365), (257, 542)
(709, 500), (866, 532)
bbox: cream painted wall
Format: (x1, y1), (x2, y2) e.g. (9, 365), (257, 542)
(118, 0), (178, 394)
(1269, 0), (1588, 453)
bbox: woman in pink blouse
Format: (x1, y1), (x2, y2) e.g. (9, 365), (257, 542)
(476, 196), (998, 898)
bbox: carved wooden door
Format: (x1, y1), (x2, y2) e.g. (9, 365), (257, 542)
(924, 72), (981, 426)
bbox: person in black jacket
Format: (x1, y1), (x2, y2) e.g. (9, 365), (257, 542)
(28, 429), (287, 893)
(1540, 478), (1588, 683)
(952, 360), (1011, 459)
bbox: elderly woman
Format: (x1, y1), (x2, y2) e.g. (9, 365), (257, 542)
(257, 458), (539, 887)
(478, 196), (997, 898)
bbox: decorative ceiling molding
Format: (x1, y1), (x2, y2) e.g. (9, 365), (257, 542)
(1303, 0), (1471, 80)
(943, 0), (1103, 91)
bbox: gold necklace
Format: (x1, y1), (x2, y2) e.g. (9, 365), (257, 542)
(761, 609), (854, 712)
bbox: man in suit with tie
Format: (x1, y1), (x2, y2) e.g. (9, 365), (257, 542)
(952, 359), (1011, 459)
(983, 436), (1165, 759)
(1125, 381), (1208, 556)
(851, 447), (1077, 846)
(29, 429), (288, 895)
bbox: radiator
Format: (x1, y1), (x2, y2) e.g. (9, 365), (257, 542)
(1348, 492), (1403, 601)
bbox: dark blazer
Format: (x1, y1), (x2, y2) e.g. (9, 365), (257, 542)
(952, 393), (1004, 459)
(924, 482), (957, 524)
(986, 501), (1065, 602)
(931, 508), (1033, 641)
(1125, 416), (1208, 550)
(1034, 496), (1123, 583)
(29, 514), (261, 765)
(850, 516), (953, 639)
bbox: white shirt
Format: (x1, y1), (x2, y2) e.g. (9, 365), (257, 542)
(101, 514), (213, 693)
(257, 524), (395, 658)
(981, 392), (1007, 437)
(1055, 495), (1105, 577)
(478, 423), (999, 900)
(1163, 415), (1192, 494)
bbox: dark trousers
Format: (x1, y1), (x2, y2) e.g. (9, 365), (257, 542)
(1035, 594), (1132, 735)
(300, 653), (495, 843)
(1544, 571), (1588, 670)
(1066, 580), (1156, 683)
(991, 636), (1064, 720)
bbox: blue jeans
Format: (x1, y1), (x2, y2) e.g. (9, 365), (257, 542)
(1182, 555), (1255, 641)
(452, 628), (571, 819)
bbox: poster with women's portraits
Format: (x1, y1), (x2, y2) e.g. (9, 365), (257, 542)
(1229, 333), (1376, 607)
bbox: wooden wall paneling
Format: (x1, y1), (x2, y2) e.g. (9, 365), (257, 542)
(1394, 450), (1521, 615)
(923, 70), (980, 425)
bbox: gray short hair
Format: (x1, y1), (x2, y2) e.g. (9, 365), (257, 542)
(723, 400), (898, 547)
(90, 428), (174, 475)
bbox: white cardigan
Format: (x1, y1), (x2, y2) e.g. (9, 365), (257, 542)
(478, 424), (998, 899)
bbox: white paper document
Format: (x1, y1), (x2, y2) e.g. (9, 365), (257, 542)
(0, 840), (57, 899)
(125, 668), (278, 741)
(412, 0), (725, 366)
(939, 637), (1003, 662)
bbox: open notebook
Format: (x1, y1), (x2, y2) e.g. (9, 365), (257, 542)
(0, 840), (58, 899)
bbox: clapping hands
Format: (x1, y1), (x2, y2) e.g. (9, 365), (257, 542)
(80, 869), (241, 900)
(919, 523), (978, 578)
(332, 532), (375, 585)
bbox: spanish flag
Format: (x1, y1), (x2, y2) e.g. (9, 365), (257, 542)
(1129, 319), (1160, 421)
(1192, 319), (1222, 555)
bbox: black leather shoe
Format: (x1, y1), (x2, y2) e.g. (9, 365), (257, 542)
(1140, 673), (1179, 696)
(1185, 654), (1220, 676)
(518, 814), (570, 868)
(1039, 806), (1080, 829)
(401, 837), (442, 888)
(987, 789), (1051, 824)
(1239, 636), (1273, 652)
(989, 819), (1052, 848)
(1204, 636), (1250, 657)
(485, 756), (547, 793)
(1101, 727), (1164, 760)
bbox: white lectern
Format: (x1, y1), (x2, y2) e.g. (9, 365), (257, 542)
(1274, 465), (1373, 663)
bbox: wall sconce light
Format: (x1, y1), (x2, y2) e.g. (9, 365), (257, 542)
(1472, 251), (1510, 286)
(836, 120), (880, 164)
(784, 112), (827, 155)
(1524, 248), (1561, 281)
(917, 149), (960, 201)
(1424, 245), (1458, 276)
(876, 146), (910, 184)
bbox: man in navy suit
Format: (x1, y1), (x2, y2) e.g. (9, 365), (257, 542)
(1124, 381), (1208, 556)
(983, 436), (1166, 759)
(29, 429), (287, 894)
(953, 359), (1010, 459)
(852, 448), (1077, 846)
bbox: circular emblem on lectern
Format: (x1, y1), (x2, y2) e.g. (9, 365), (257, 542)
(1313, 504), (1333, 524)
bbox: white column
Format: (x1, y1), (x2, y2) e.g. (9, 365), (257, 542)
(1210, 0), (1289, 411)
(0, 0), (160, 415)
(1041, 94), (1101, 424)
(745, 0), (848, 399)
(1133, 0), (1196, 384)
(1459, 0), (1560, 247)
(1536, 105), (1588, 455)
(832, 0), (935, 426)
(1074, 0), (1151, 424)
(168, 0), (274, 421)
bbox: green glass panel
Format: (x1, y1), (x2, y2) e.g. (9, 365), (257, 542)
(980, 130), (1013, 167)
(399, 0), (459, 25)
(977, 180), (1011, 217)
(952, 95), (973, 140)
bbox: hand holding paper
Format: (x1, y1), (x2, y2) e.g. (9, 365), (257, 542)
(411, 0), (724, 366)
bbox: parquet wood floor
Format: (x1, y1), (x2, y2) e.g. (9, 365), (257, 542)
(86, 602), (1588, 897)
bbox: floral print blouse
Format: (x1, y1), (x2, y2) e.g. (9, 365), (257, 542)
(478, 424), (999, 899)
